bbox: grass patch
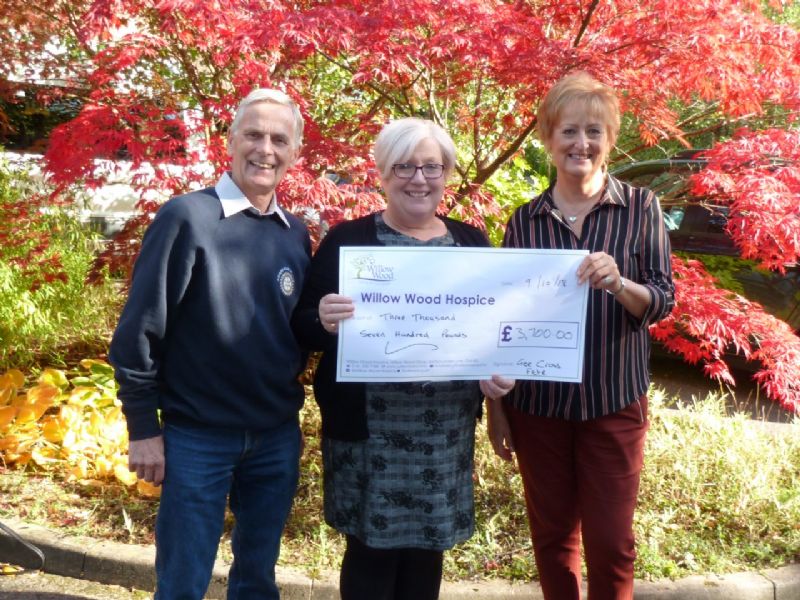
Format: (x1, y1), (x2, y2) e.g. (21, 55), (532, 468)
(635, 389), (800, 580)
(0, 470), (157, 545)
(1, 388), (798, 582)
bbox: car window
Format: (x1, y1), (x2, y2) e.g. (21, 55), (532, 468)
(663, 207), (684, 231)
(614, 156), (800, 334)
(706, 212), (727, 234)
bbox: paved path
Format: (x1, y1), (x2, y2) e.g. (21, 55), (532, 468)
(0, 570), (149, 599)
(650, 357), (797, 423)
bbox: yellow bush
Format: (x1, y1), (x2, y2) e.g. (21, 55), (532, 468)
(0, 361), (159, 497)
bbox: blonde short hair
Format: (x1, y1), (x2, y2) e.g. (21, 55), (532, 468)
(537, 72), (620, 152)
(374, 118), (457, 179)
(230, 88), (304, 148)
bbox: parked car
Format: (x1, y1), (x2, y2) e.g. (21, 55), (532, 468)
(611, 156), (800, 336)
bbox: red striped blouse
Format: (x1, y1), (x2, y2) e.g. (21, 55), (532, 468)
(502, 176), (675, 420)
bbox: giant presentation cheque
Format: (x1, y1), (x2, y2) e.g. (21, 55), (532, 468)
(337, 247), (589, 382)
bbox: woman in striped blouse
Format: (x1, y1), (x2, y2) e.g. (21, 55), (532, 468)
(487, 72), (675, 600)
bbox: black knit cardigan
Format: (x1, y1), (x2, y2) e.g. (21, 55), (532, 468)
(291, 213), (490, 440)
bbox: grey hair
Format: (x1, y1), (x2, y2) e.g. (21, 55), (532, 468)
(374, 118), (457, 179)
(230, 88), (304, 148)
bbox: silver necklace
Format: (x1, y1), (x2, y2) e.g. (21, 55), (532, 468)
(555, 201), (593, 224)
(552, 189), (601, 225)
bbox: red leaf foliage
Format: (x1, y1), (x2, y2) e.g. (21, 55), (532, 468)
(691, 128), (800, 273)
(651, 257), (800, 413)
(0, 192), (69, 291)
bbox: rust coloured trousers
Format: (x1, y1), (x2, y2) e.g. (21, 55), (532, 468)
(506, 396), (648, 600)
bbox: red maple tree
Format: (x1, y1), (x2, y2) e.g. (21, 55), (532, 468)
(2, 0), (799, 410)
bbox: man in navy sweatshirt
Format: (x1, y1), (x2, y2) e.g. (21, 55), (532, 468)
(109, 88), (311, 600)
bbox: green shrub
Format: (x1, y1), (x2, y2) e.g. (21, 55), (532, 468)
(0, 156), (122, 369)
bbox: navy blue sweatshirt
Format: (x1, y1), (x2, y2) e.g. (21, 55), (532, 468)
(110, 186), (311, 440)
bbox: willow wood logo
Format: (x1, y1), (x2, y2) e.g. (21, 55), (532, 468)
(351, 255), (394, 281)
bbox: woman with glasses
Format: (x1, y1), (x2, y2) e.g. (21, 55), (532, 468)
(488, 72), (674, 600)
(293, 118), (513, 600)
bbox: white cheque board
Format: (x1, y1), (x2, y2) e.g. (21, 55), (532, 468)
(336, 246), (589, 382)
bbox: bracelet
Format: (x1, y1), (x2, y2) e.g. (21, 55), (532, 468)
(606, 277), (626, 296)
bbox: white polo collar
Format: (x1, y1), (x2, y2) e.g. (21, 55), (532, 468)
(214, 172), (290, 227)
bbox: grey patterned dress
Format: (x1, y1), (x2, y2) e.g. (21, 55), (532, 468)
(321, 213), (482, 551)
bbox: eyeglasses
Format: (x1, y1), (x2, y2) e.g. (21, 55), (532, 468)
(391, 163), (445, 180)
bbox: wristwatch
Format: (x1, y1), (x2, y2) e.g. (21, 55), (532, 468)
(606, 277), (626, 296)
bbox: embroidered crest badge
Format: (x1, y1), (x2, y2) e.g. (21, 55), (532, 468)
(277, 267), (295, 296)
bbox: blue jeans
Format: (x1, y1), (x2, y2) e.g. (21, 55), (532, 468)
(154, 419), (301, 600)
